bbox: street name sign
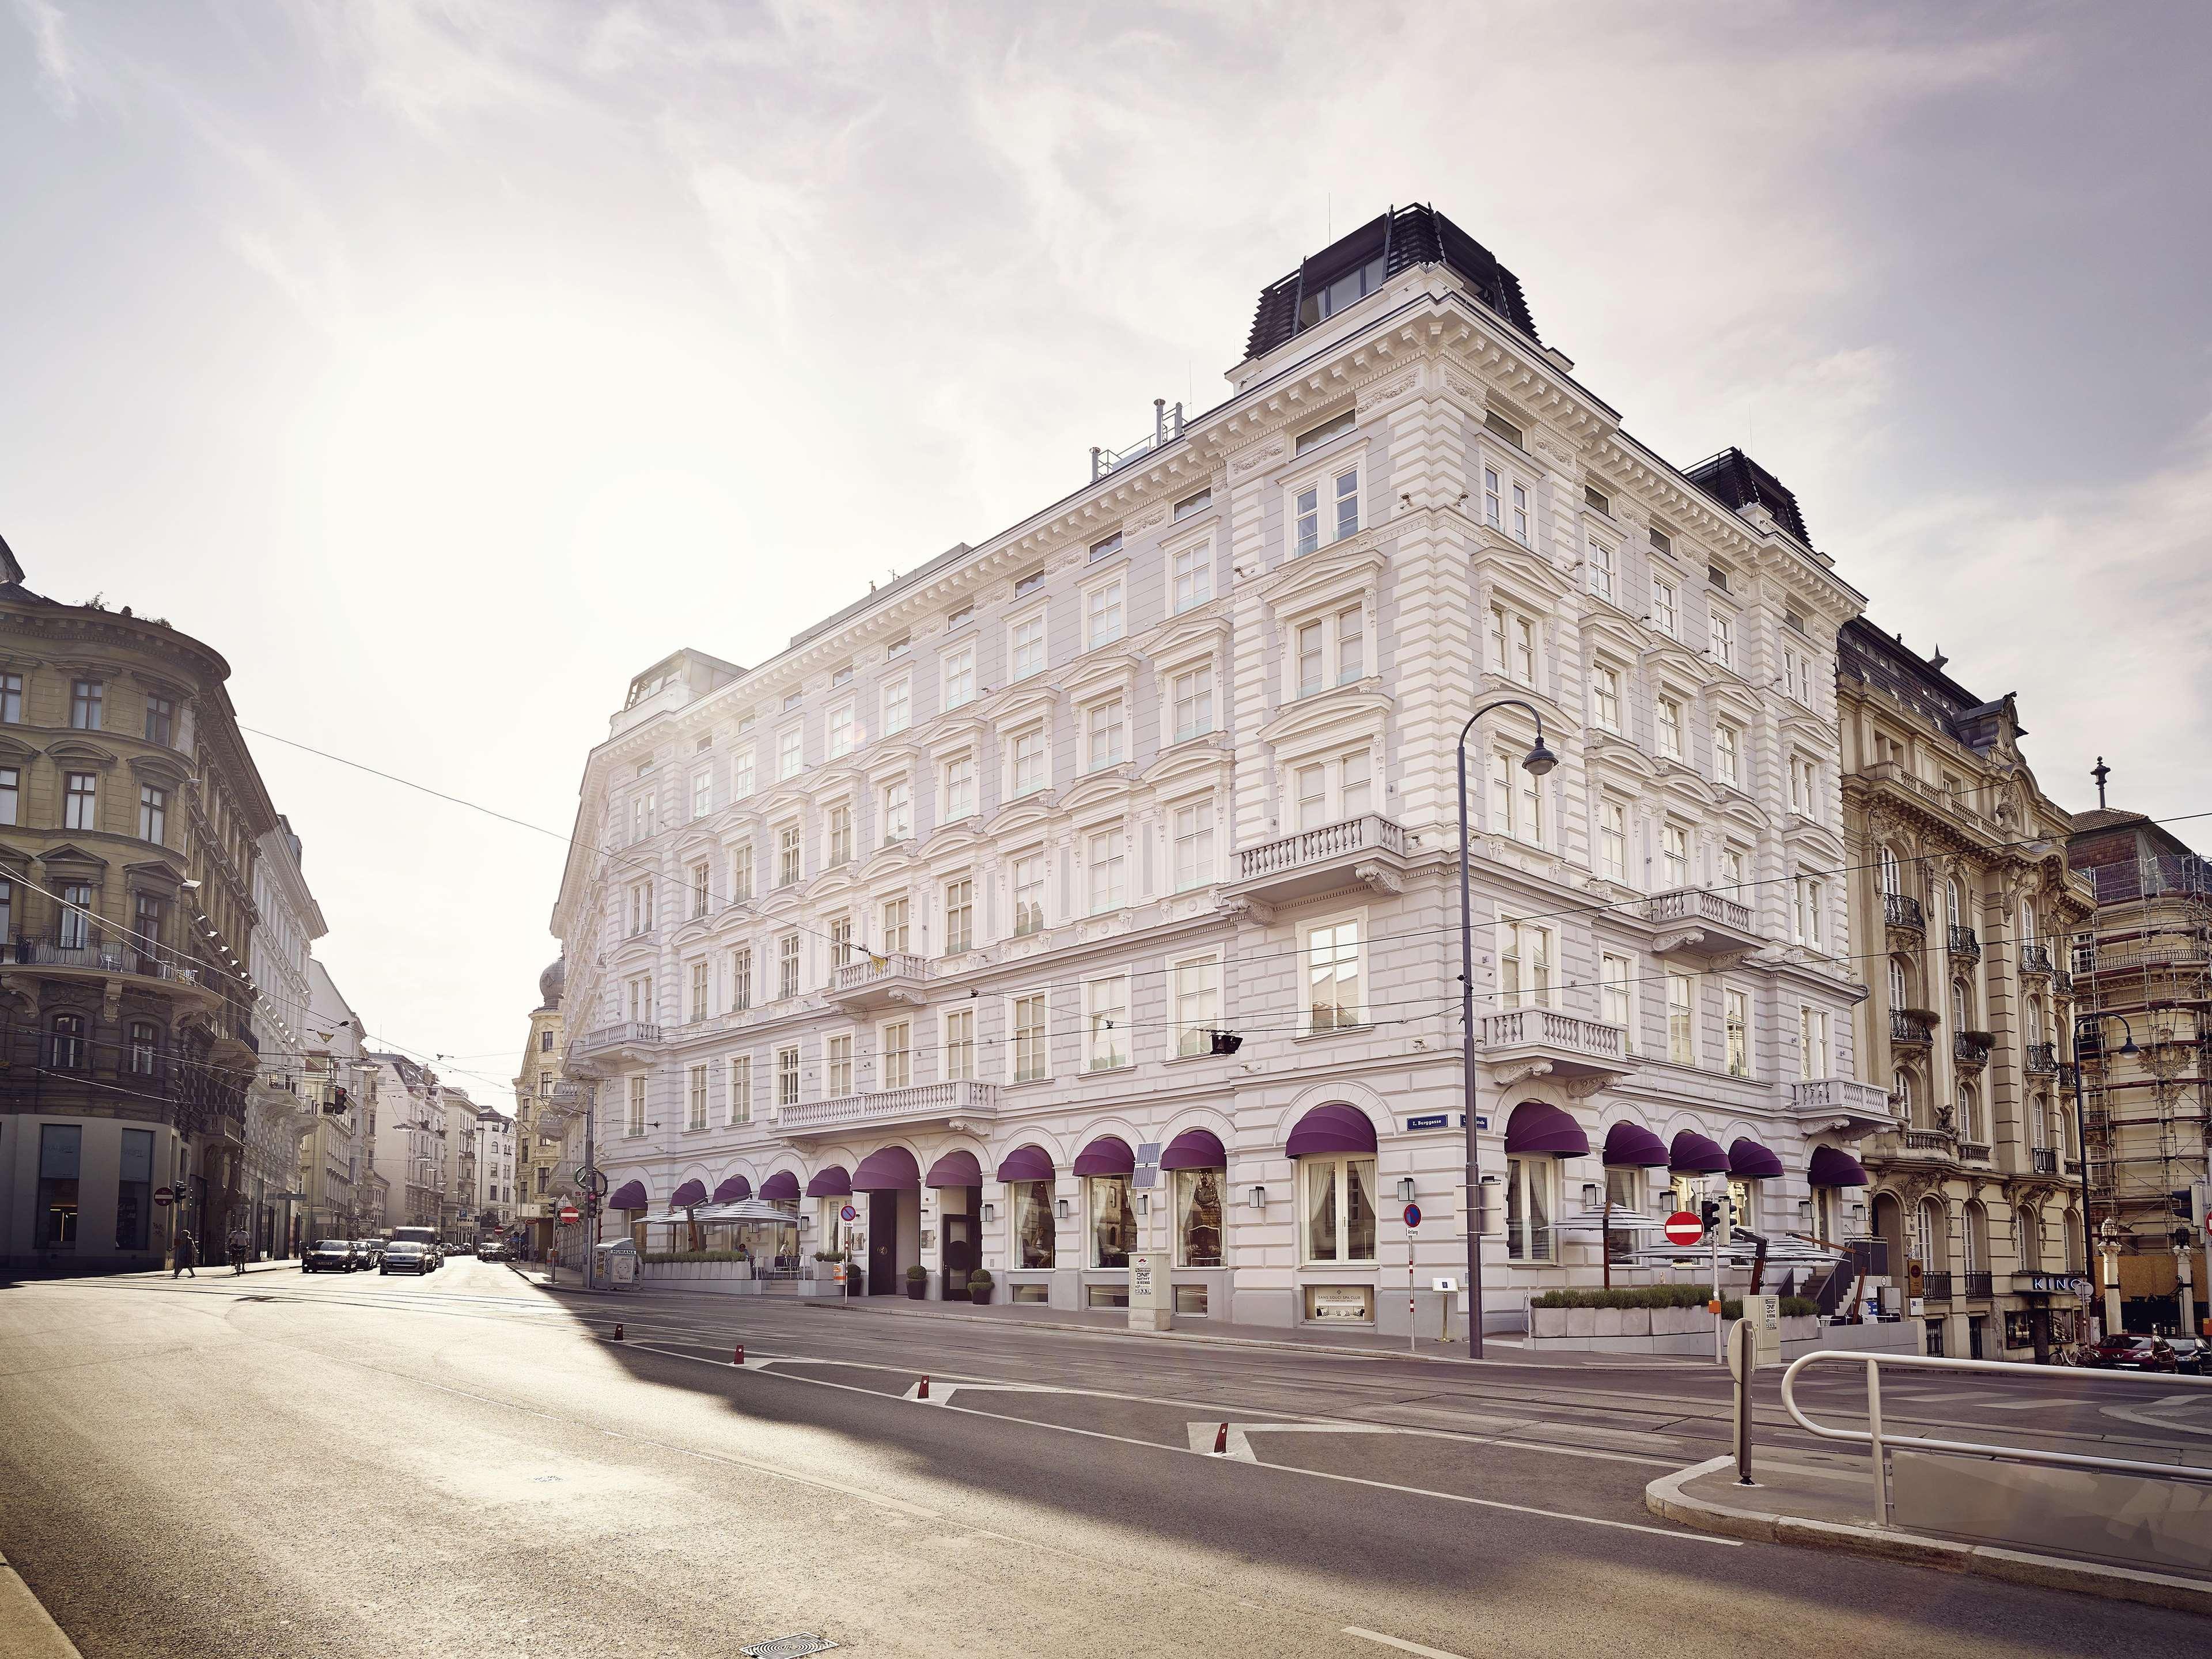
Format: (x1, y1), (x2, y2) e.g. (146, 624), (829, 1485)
(1664, 1210), (1705, 1247)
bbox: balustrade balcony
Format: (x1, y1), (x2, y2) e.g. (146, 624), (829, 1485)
(1230, 814), (1408, 905)
(1786, 1077), (1899, 1137)
(827, 951), (935, 1011)
(1641, 887), (1762, 955)
(1477, 1007), (1633, 1084)
(774, 1079), (1001, 1139)
(565, 1022), (662, 1076)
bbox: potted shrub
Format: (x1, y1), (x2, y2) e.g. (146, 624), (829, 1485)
(906, 1263), (929, 1300)
(968, 1268), (994, 1306)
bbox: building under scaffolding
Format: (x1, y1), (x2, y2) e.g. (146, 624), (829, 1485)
(2067, 798), (2211, 1335)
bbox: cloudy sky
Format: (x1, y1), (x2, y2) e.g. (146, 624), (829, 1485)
(5, 0), (2207, 1093)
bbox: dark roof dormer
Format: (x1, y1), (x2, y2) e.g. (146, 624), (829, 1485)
(1244, 203), (1540, 363)
(1683, 448), (1813, 547)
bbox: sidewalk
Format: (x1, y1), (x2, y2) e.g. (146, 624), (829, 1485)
(504, 1260), (1710, 1369)
(1648, 1451), (2212, 1615)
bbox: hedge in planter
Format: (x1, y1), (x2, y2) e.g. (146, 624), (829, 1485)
(968, 1268), (994, 1306)
(906, 1264), (929, 1300)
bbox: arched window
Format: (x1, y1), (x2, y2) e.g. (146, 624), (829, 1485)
(2020, 1208), (2044, 1272)
(1963, 1201), (1989, 1276)
(1878, 846), (1902, 897)
(2063, 1210), (2084, 1275)
(1959, 1081), (1981, 1142)
(50, 1014), (87, 1070)
(1952, 980), (1971, 1030)
(1913, 1198), (1943, 1267)
(1893, 1070), (1915, 1125)
(2026, 995), (2046, 1045)
(2028, 1091), (2048, 1150)
(1946, 877), (1963, 929)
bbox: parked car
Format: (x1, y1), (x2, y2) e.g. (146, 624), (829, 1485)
(355, 1239), (385, 1267)
(477, 1240), (507, 1262)
(303, 1238), (356, 1274)
(2085, 1333), (2179, 1373)
(379, 1240), (433, 1276)
(2166, 1336), (2207, 1376)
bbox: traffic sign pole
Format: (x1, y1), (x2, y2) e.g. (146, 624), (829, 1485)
(1403, 1200), (1422, 1354)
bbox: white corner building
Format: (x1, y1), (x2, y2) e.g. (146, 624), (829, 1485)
(550, 205), (1891, 1334)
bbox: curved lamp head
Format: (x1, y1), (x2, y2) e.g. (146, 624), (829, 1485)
(2118, 1033), (2140, 1056)
(1520, 737), (1558, 778)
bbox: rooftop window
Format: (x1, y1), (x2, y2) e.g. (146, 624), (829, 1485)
(1484, 411), (1524, 450)
(1707, 563), (1731, 593)
(1089, 533), (1122, 563)
(1650, 526), (1673, 556)
(1014, 568), (1046, 596)
(1584, 484), (1611, 516)
(1297, 256), (1385, 329)
(1295, 411), (1356, 454)
(1173, 488), (1212, 521)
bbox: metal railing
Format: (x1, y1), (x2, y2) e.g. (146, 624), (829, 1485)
(1780, 1350), (2212, 1528)
(1964, 1271), (1993, 1298)
(1890, 1010), (1933, 1044)
(1946, 924), (1980, 959)
(2032, 1147), (2058, 1175)
(1952, 1033), (1991, 1067)
(5, 937), (203, 983)
(2018, 944), (2055, 977)
(2024, 1042), (2058, 1075)
(1919, 1270), (1952, 1302)
(1883, 893), (1925, 930)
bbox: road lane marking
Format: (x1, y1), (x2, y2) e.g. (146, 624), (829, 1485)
(1176, 1420), (1678, 1469)
(1345, 1628), (1469, 1659)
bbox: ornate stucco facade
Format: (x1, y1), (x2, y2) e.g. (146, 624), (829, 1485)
(511, 956), (569, 1259)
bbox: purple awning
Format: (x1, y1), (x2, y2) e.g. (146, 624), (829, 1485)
(1668, 1131), (1730, 1174)
(669, 1179), (708, 1208)
(1285, 1103), (1378, 1158)
(1728, 1138), (1786, 1181)
(805, 1165), (851, 1198)
(711, 1175), (752, 1203)
(925, 1150), (983, 1188)
(1809, 1145), (1870, 1188)
(1502, 1101), (1590, 1158)
(1160, 1128), (1227, 1171)
(608, 1180), (649, 1211)
(997, 1145), (1055, 1183)
(1072, 1135), (1135, 1177)
(852, 1146), (921, 1191)
(1602, 1122), (1669, 1167)
(759, 1171), (801, 1204)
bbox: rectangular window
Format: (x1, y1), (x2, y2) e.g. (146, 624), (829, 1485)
(778, 727), (803, 781)
(626, 1076), (647, 1138)
(144, 696), (173, 745)
(1709, 609), (1735, 670)
(777, 824), (801, 888)
(688, 959), (710, 1023)
(1499, 922), (1552, 1009)
(1173, 800), (1215, 891)
(1295, 748), (1372, 831)
(1086, 581), (1124, 649)
(944, 1008), (974, 1081)
(1601, 953), (1633, 1048)
(1722, 846), (1746, 891)
(776, 1046), (800, 1108)
(1090, 532), (1122, 563)
(1296, 410), (1355, 453)
(1173, 955), (1221, 1058)
(730, 845), (754, 903)
(1504, 1157), (1551, 1263)
(1599, 800), (1627, 881)
(729, 946), (752, 1012)
(688, 861), (711, 919)
(1485, 410), (1524, 448)
(1293, 467), (1361, 555)
(1089, 1174), (1135, 1268)
(944, 646), (976, 709)
(1012, 727), (1047, 796)
(732, 749), (755, 797)
(627, 880), (653, 935)
(1588, 539), (1614, 601)
(1488, 750), (1544, 846)
(1662, 823), (1689, 889)
(1707, 563), (1730, 592)
(1305, 918), (1364, 1032)
(1789, 755), (1819, 819)
(1483, 465), (1503, 527)
(1794, 878), (1824, 949)
(1585, 484), (1611, 515)
(1088, 827), (1126, 912)
(827, 1033), (853, 1097)
(1488, 606), (1536, 685)
(727, 1056), (752, 1124)
(826, 802), (853, 867)
(1010, 613), (1046, 680)
(1592, 665), (1621, 733)
(1714, 724), (1740, 787)
(1012, 993), (1047, 1082)
(1302, 1156), (1378, 1264)
(1012, 853), (1046, 937)
(882, 677), (910, 735)
(70, 679), (104, 729)
(625, 974), (652, 1022)
(1176, 1166), (1225, 1268)
(777, 933), (801, 999)
(1667, 974), (1696, 1065)
(828, 703), (855, 757)
(1172, 540), (1212, 612)
(948, 603), (973, 630)
(1014, 567), (1045, 596)
(138, 785), (166, 844)
(1798, 1007), (1830, 1081)
(942, 754), (976, 820)
(881, 778), (911, 842)
(1086, 699), (1126, 771)
(0, 673), (19, 722)
(1510, 480), (1529, 543)
(115, 1127), (151, 1251)
(1652, 579), (1679, 639)
(1013, 1178), (1055, 1268)
(1173, 487), (1211, 521)
(880, 896), (910, 954)
(1172, 665), (1214, 740)
(828, 915), (854, 971)
(686, 1065), (708, 1131)
(1655, 697), (1683, 760)
(944, 878), (974, 954)
(65, 771), (97, 831)
(1085, 976), (1128, 1071)
(37, 1123), (81, 1248)
(783, 690), (804, 712)
(1725, 990), (1751, 1078)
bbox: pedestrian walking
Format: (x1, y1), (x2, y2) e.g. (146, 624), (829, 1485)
(228, 1227), (249, 1275)
(173, 1230), (198, 1278)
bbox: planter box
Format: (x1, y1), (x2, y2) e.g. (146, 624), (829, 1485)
(1532, 1306), (1567, 1337)
(1593, 1309), (1624, 1337)
(1564, 1308), (1597, 1336)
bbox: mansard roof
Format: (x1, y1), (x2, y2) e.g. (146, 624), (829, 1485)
(1681, 448), (1812, 547)
(1839, 616), (2025, 751)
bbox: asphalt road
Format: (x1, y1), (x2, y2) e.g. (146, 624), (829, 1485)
(1, 1260), (2205, 1658)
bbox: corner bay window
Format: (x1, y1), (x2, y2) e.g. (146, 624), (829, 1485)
(1301, 1155), (1377, 1263)
(1175, 1167), (1225, 1266)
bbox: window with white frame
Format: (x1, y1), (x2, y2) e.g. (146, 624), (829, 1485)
(1709, 608), (1735, 669)
(1012, 993), (1047, 1082)
(1171, 664), (1214, 740)
(944, 1007), (974, 1081)
(1477, 462), (1530, 544)
(1782, 646), (1809, 703)
(942, 754), (976, 820)
(1661, 822), (1690, 889)
(1654, 696), (1684, 760)
(688, 959), (710, 1023)
(1725, 989), (1750, 1077)
(1173, 799), (1215, 890)
(944, 878), (974, 954)
(1592, 664), (1622, 733)
(1295, 604), (1366, 696)
(1721, 844), (1747, 891)
(729, 945), (752, 1012)
(728, 1057), (751, 1124)
(881, 778), (911, 842)
(826, 802), (854, 867)
(880, 895), (910, 954)
(686, 1065), (709, 1131)
(1794, 877), (1824, 949)
(1666, 973), (1696, 1064)
(627, 880), (653, 935)
(1488, 749), (1544, 845)
(777, 823), (801, 887)
(1295, 748), (1373, 831)
(1601, 953), (1634, 1048)
(1714, 722), (1740, 787)
(1084, 975), (1128, 1071)
(1175, 487), (1211, 521)
(626, 974), (653, 1023)
(1588, 539), (1615, 601)
(1171, 539), (1212, 612)
(1488, 605), (1536, 685)
(1503, 1157), (1555, 1262)
(1293, 464), (1359, 555)
(1085, 581), (1124, 650)
(1651, 577), (1679, 639)
(1172, 953), (1220, 1058)
(1085, 699), (1126, 771)
(828, 915), (854, 971)
(828, 702), (855, 757)
(730, 844), (755, 903)
(1500, 922), (1553, 1009)
(882, 677), (910, 736)
(1599, 800), (1628, 881)
(1009, 613), (1046, 681)
(1012, 851), (1046, 936)
(1304, 916), (1364, 1032)
(777, 933), (800, 999)
(626, 1075), (647, 1138)
(691, 770), (711, 818)
(138, 784), (165, 844)
(1301, 1153), (1378, 1263)
(1788, 754), (1819, 819)
(778, 726), (803, 781)
(1012, 726), (1048, 796)
(943, 645), (976, 709)
(775, 1046), (799, 1108)
(1800, 1006), (1830, 1081)
(732, 748), (755, 797)
(1088, 826), (1126, 912)
(827, 1033), (854, 1096)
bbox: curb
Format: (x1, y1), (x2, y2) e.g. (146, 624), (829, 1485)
(1645, 1455), (2212, 1615)
(0, 1549), (84, 1658)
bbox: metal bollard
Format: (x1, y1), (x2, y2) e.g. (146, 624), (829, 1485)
(1732, 1320), (1757, 1486)
(1865, 1355), (1891, 1527)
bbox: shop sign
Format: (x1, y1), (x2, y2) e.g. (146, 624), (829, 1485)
(2021, 1274), (2090, 1295)
(1306, 1285), (1373, 1322)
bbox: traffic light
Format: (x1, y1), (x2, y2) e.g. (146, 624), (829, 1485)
(1209, 1030), (1244, 1056)
(1700, 1198), (1723, 1236)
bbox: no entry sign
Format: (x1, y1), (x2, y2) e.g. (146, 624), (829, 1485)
(557, 1204), (580, 1226)
(153, 1186), (174, 1208)
(1664, 1210), (1705, 1247)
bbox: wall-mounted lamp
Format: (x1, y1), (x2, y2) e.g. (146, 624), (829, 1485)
(1136, 1192), (1150, 1215)
(1249, 1185), (1267, 1211)
(1581, 1181), (1600, 1210)
(1798, 1200), (1814, 1231)
(981, 1202), (995, 1225)
(1056, 1198), (1071, 1221)
(1397, 1176), (1417, 1204)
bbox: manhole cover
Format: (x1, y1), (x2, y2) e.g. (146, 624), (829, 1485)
(739, 1637), (838, 1658)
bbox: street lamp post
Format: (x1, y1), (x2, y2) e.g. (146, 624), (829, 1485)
(1457, 699), (1557, 1361)
(2070, 1010), (2135, 1339)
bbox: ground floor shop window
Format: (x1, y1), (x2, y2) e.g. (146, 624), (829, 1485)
(1505, 1157), (1553, 1262)
(1728, 1177), (1758, 1232)
(1301, 1156), (1377, 1263)
(1175, 1167), (1225, 1266)
(37, 1124), (81, 1248)
(1603, 1167), (1642, 1262)
(1012, 1180), (1055, 1268)
(1305, 1284), (1374, 1322)
(1010, 1281), (1049, 1304)
(1086, 1282), (1128, 1309)
(1175, 1284), (1209, 1316)
(1090, 1175), (1134, 1267)
(116, 1127), (154, 1251)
